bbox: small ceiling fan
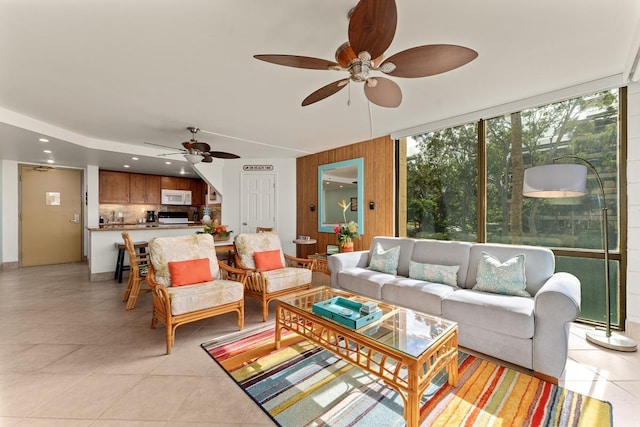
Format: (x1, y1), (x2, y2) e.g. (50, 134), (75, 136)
(145, 127), (240, 164)
(254, 0), (477, 108)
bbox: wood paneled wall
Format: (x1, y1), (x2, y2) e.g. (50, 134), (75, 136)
(296, 136), (395, 257)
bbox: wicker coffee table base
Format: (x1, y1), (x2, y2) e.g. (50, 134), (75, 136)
(275, 301), (458, 427)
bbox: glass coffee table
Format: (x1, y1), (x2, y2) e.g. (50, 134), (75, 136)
(275, 286), (458, 427)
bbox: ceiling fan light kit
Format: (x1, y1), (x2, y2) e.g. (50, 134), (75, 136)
(144, 126), (240, 164)
(254, 0), (477, 108)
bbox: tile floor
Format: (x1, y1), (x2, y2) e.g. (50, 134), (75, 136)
(0, 263), (639, 426)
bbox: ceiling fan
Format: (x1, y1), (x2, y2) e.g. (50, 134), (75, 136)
(145, 127), (240, 164)
(254, 0), (477, 108)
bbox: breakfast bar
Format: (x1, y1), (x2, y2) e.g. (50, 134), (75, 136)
(87, 224), (234, 281)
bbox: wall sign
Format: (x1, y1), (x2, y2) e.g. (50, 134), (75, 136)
(243, 165), (273, 171)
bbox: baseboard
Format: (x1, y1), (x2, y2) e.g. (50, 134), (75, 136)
(625, 320), (640, 341)
(2, 261), (19, 270)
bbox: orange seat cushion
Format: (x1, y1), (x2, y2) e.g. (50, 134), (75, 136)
(168, 258), (213, 287)
(254, 250), (284, 271)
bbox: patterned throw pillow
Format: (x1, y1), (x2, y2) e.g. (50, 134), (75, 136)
(409, 260), (459, 287)
(473, 252), (531, 297)
(367, 243), (401, 275)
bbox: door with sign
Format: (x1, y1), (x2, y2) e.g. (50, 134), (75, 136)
(240, 172), (276, 234)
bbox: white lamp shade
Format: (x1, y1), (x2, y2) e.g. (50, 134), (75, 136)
(523, 164), (587, 198)
(184, 153), (203, 164)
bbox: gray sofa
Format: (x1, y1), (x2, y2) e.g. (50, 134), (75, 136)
(328, 236), (581, 381)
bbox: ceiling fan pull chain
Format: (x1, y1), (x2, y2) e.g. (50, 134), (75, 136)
(347, 83), (351, 106)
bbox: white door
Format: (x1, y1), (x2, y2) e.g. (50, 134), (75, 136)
(240, 172), (276, 233)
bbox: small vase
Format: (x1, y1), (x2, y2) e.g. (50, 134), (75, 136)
(339, 243), (354, 252)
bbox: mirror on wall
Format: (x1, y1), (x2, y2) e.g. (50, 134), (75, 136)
(318, 158), (364, 233)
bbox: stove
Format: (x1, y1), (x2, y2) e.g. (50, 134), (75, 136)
(157, 211), (194, 224)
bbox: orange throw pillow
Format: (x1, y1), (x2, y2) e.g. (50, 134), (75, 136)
(254, 250), (284, 271)
(168, 258), (213, 287)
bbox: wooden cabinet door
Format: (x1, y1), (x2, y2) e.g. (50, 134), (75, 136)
(175, 177), (191, 190)
(129, 173), (146, 204)
(161, 176), (176, 190)
(99, 171), (130, 203)
(191, 179), (205, 206)
(145, 175), (161, 204)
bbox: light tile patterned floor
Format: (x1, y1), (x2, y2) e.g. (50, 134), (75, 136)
(0, 263), (638, 426)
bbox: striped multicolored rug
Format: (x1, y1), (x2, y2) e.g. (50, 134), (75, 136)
(202, 326), (612, 426)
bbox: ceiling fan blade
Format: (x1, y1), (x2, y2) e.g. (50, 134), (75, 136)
(302, 79), (350, 106)
(181, 141), (193, 150)
(201, 154), (213, 163)
(382, 44), (478, 78)
(209, 151), (240, 159)
(191, 142), (211, 153)
(348, 0), (397, 60)
(145, 141), (184, 152)
(254, 54), (339, 70)
(364, 77), (402, 108)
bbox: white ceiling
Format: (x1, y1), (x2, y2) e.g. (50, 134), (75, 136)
(1, 0), (639, 177)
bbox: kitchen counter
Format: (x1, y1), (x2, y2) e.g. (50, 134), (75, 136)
(87, 224), (232, 281)
(88, 223), (204, 231)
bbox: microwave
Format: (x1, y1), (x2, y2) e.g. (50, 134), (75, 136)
(161, 189), (192, 205)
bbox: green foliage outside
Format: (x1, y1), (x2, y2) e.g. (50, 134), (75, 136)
(405, 89), (621, 325)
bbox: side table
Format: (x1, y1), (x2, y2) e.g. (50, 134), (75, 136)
(293, 238), (317, 258)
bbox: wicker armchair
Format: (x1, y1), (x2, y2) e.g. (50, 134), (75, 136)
(147, 234), (247, 354)
(234, 232), (313, 321)
(121, 232), (151, 310)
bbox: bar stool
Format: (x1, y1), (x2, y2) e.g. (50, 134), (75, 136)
(114, 240), (148, 283)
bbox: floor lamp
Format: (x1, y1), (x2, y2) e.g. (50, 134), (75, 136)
(523, 155), (637, 352)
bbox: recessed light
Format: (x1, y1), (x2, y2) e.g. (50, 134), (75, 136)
(124, 165), (130, 168)
(46, 159), (55, 164)
(165, 161), (171, 165)
(131, 157), (139, 160)
(39, 138), (49, 142)
(43, 149), (52, 154)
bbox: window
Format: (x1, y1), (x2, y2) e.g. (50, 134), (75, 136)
(399, 88), (624, 327)
(402, 123), (478, 241)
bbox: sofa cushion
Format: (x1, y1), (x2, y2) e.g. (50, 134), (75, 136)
(411, 240), (472, 288)
(381, 277), (455, 315)
(337, 267), (393, 300)
(472, 252), (530, 297)
(442, 289), (535, 339)
(166, 279), (243, 316)
(409, 261), (459, 287)
(262, 267), (311, 293)
(369, 237), (416, 277)
(368, 243), (401, 275)
(467, 243), (554, 295)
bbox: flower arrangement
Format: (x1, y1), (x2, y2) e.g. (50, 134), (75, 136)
(334, 200), (359, 247)
(201, 219), (232, 241)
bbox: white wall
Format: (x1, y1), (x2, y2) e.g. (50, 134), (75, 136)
(1, 160), (18, 264)
(216, 158), (297, 256)
(626, 82), (640, 327)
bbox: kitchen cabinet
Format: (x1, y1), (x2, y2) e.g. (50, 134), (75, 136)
(100, 171), (204, 205)
(99, 171), (130, 203)
(129, 174), (161, 204)
(191, 179), (206, 206)
(161, 176), (191, 191)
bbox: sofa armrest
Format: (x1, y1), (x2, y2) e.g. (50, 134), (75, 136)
(328, 250), (370, 288)
(532, 272), (581, 379)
